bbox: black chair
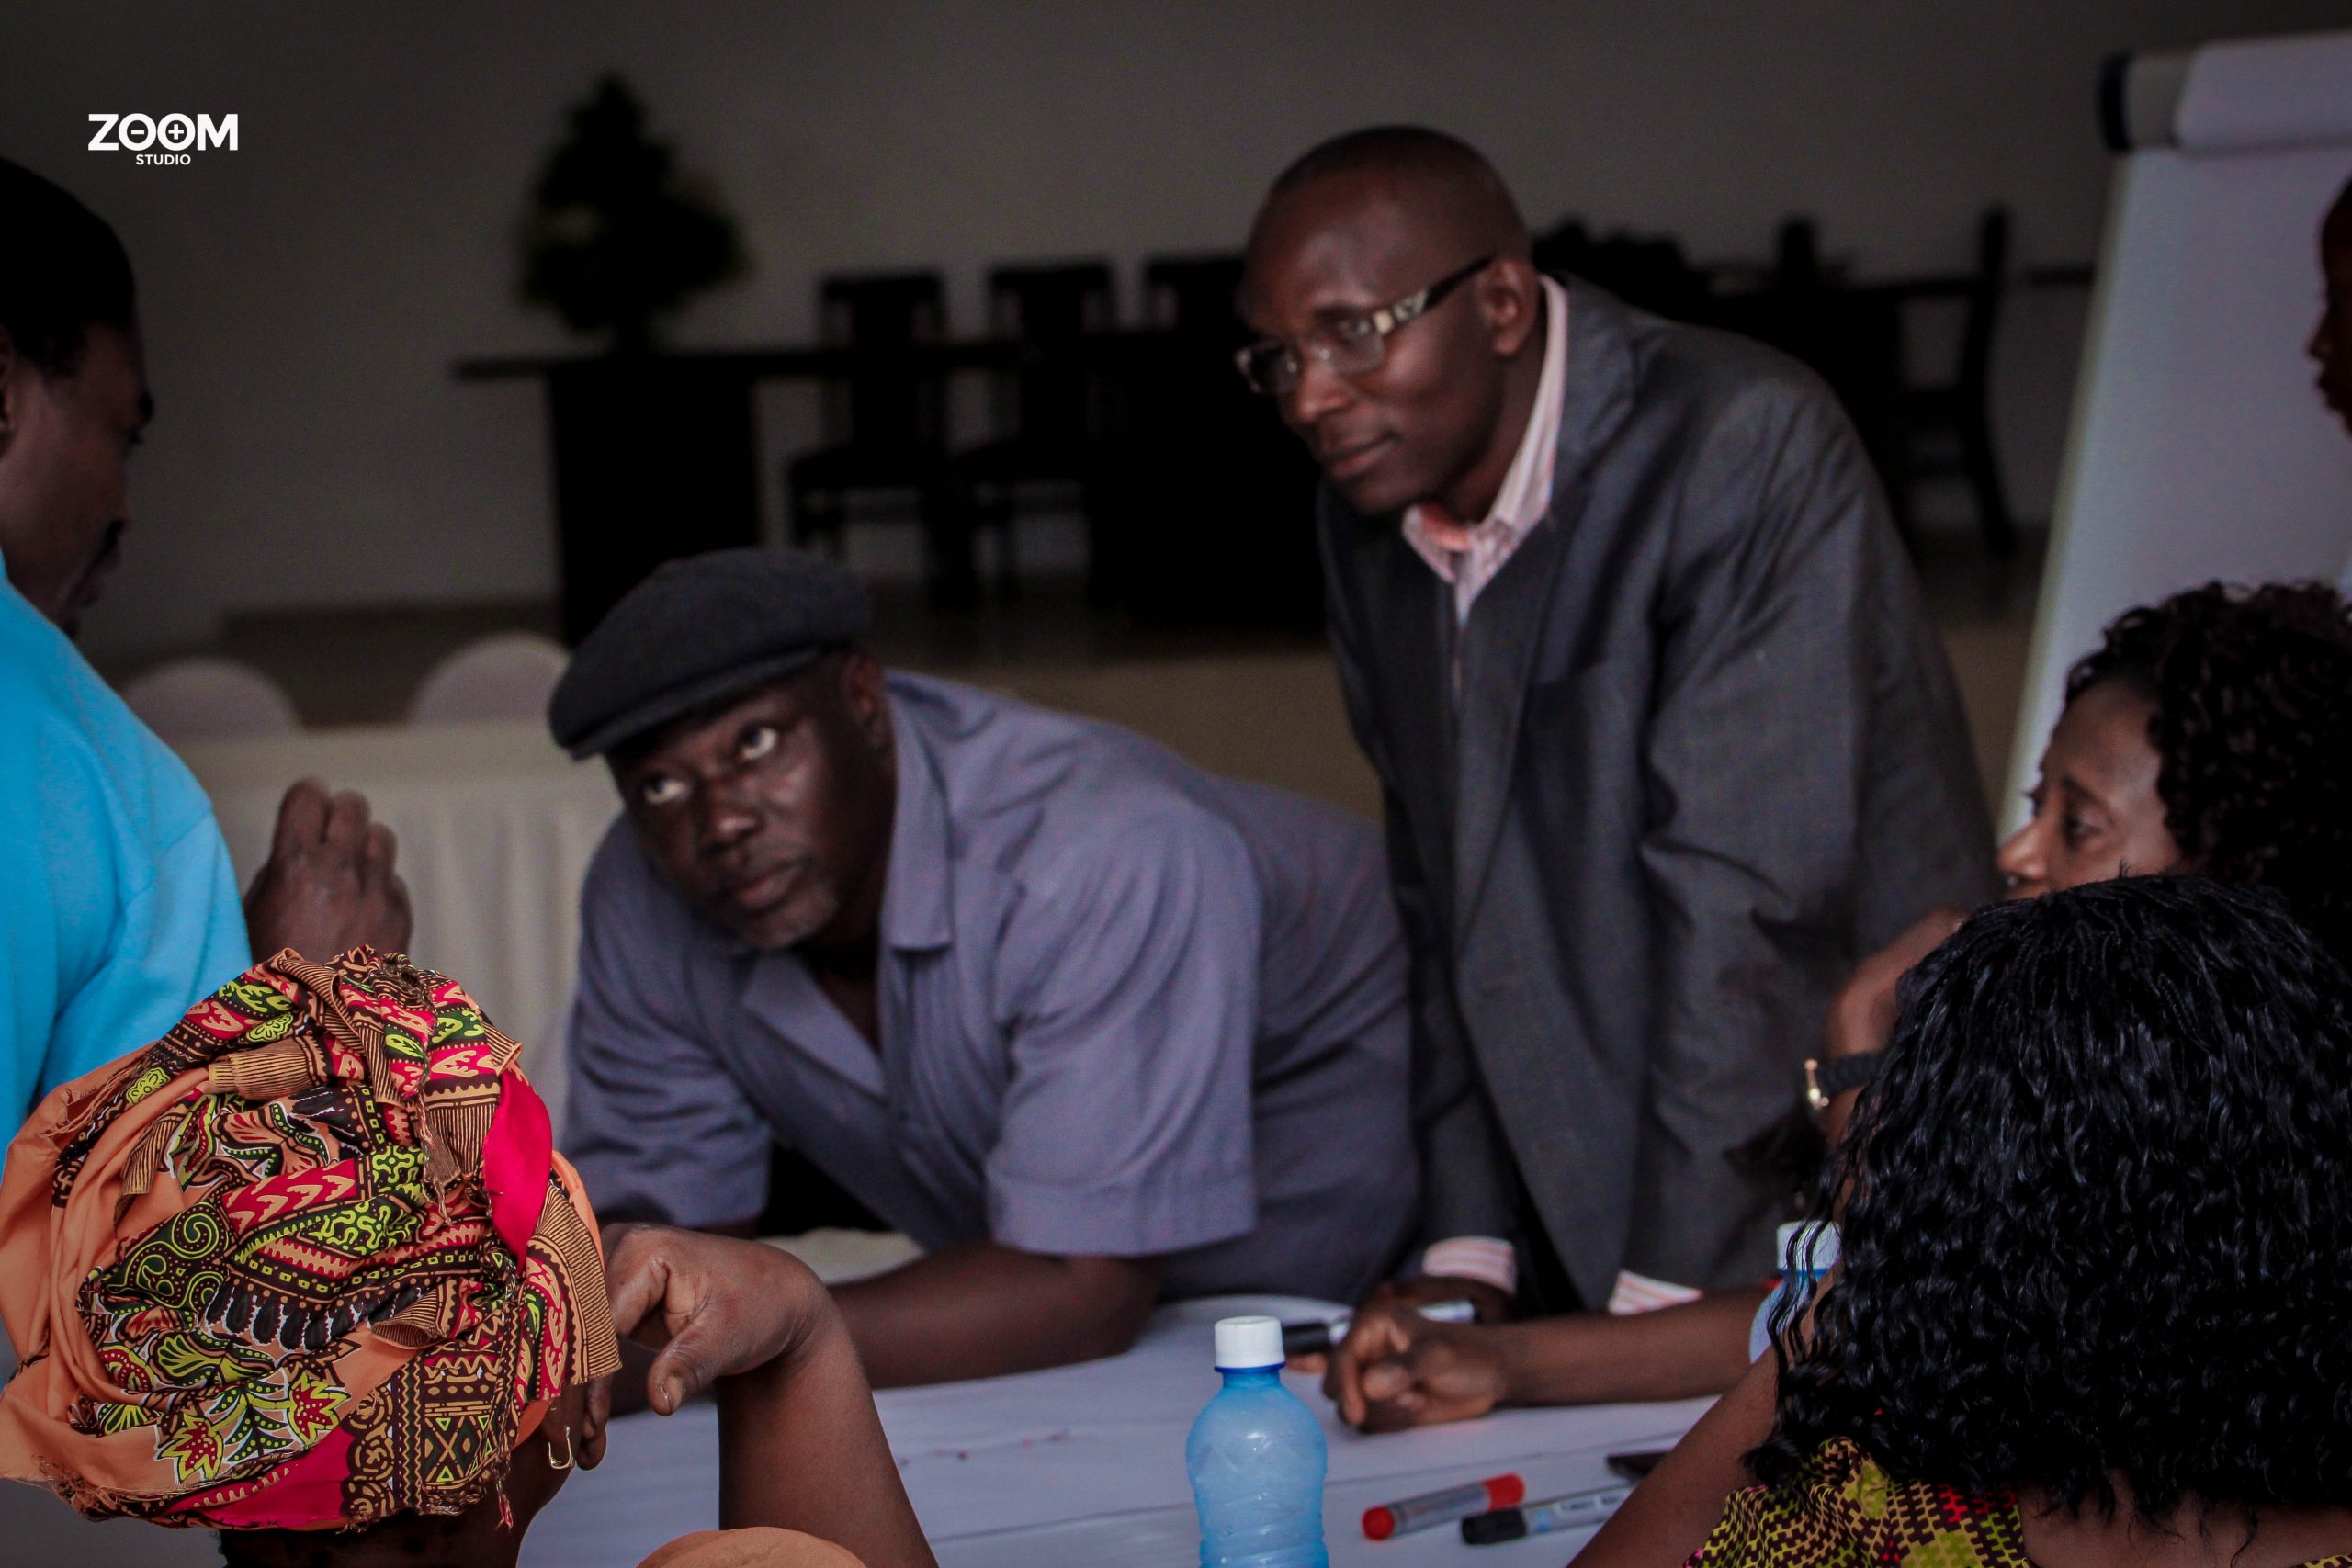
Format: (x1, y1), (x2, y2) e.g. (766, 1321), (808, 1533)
(1142, 254), (1248, 340)
(951, 261), (1116, 595)
(785, 271), (974, 607)
(1885, 208), (2017, 554)
(1531, 217), (1715, 322)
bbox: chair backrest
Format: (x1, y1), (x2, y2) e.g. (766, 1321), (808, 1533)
(1532, 216), (1714, 321)
(120, 657), (300, 744)
(815, 271), (947, 447)
(985, 260), (1114, 444)
(1957, 207), (2011, 394)
(408, 632), (570, 726)
(1142, 254), (1247, 340)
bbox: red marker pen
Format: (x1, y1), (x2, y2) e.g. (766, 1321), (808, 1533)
(1363, 1472), (1525, 1540)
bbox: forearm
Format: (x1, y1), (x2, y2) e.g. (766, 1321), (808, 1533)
(1569, 1350), (1778, 1568)
(1493, 1288), (1766, 1406)
(831, 1240), (1160, 1386)
(718, 1310), (938, 1568)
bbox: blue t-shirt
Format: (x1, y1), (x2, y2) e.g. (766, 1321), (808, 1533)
(0, 570), (249, 1125)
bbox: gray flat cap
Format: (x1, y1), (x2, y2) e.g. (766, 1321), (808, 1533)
(548, 547), (872, 758)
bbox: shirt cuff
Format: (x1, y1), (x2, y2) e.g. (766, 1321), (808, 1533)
(1608, 1269), (1704, 1315)
(1420, 1235), (1518, 1296)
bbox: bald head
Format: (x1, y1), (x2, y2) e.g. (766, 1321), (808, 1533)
(1240, 127), (1546, 521)
(1265, 127), (1532, 263)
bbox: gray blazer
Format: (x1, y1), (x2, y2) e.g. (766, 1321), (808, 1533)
(1319, 278), (1998, 1303)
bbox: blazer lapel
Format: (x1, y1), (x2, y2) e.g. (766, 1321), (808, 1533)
(1451, 501), (1575, 931)
(1356, 527), (1459, 921)
(1451, 276), (1638, 934)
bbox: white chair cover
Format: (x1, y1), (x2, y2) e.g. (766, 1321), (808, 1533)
(119, 657), (301, 744)
(408, 632), (570, 726)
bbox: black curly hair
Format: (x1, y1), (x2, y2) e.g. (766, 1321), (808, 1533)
(1755, 875), (2352, 1521)
(2064, 581), (2352, 964)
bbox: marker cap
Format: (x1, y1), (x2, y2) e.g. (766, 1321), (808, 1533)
(1362, 1474), (1521, 1540)
(1214, 1315), (1284, 1369)
(1463, 1507), (1529, 1545)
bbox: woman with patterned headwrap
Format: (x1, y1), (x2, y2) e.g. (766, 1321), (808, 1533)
(0, 947), (933, 1568)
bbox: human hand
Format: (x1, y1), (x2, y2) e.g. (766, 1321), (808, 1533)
(1825, 907), (1968, 1061)
(1323, 1308), (1510, 1433)
(602, 1223), (842, 1416)
(243, 779), (413, 960)
(1286, 1274), (1514, 1374)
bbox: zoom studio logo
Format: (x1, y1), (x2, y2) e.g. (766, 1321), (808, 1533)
(87, 112), (238, 165)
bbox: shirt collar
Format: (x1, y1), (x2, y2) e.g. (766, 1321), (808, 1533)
(876, 694), (956, 953)
(1400, 274), (1571, 569)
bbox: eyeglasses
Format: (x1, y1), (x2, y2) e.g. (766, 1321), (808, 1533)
(1236, 254), (1495, 397)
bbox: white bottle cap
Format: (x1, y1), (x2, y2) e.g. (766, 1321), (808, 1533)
(1214, 1315), (1285, 1370)
(1777, 1221), (1839, 1273)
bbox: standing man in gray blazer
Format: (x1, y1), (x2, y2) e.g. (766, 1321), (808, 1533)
(1238, 127), (1997, 1326)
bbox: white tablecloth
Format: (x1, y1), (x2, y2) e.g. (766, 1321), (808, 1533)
(527, 1297), (1712, 1568)
(175, 719), (619, 1134)
(0, 1298), (1708, 1566)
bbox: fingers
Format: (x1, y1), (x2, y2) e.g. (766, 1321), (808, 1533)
(362, 821), (398, 881)
(380, 873), (415, 951)
(585, 1372), (611, 1439)
(647, 1334), (716, 1416)
(272, 778), (330, 852)
(1327, 1311), (1413, 1429)
(1360, 1334), (1449, 1432)
(322, 789), (369, 854)
(361, 822), (414, 952)
(1358, 1356), (1417, 1404)
(601, 1224), (673, 1347)
(597, 1223), (747, 1415)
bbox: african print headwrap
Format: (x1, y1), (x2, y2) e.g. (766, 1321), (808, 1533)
(0, 947), (621, 1530)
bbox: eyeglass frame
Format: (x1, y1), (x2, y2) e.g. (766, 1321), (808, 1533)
(1235, 253), (1498, 396)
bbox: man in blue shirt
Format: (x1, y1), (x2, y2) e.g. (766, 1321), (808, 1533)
(0, 157), (413, 1123)
(553, 548), (1419, 1385)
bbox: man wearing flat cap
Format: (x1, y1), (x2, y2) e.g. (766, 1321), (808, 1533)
(551, 547), (1418, 1385)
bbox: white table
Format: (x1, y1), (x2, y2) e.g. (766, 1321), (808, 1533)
(175, 719), (620, 1134)
(527, 1298), (1710, 1568)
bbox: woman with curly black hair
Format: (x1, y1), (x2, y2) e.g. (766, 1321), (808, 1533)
(1576, 875), (2352, 1568)
(1326, 581), (2352, 1436)
(1814, 580), (2352, 1139)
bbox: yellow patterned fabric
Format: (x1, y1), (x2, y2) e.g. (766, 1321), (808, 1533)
(0, 948), (620, 1530)
(1691, 1440), (2352, 1568)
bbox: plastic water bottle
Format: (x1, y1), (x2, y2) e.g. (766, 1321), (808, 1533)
(1187, 1314), (1329, 1568)
(1748, 1220), (1839, 1360)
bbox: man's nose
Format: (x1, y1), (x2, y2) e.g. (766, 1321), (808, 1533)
(2312, 310), (2336, 366)
(1282, 354), (1354, 432)
(694, 785), (762, 852)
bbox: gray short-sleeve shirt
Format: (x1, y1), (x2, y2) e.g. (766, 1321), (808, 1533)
(562, 672), (1418, 1302)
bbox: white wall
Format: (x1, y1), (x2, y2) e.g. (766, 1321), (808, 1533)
(6, 0), (2343, 659)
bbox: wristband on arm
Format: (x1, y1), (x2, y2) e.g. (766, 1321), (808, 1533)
(1804, 1050), (1883, 1111)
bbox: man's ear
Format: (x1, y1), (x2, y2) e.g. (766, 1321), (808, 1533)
(1476, 257), (1543, 360)
(839, 651), (892, 755)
